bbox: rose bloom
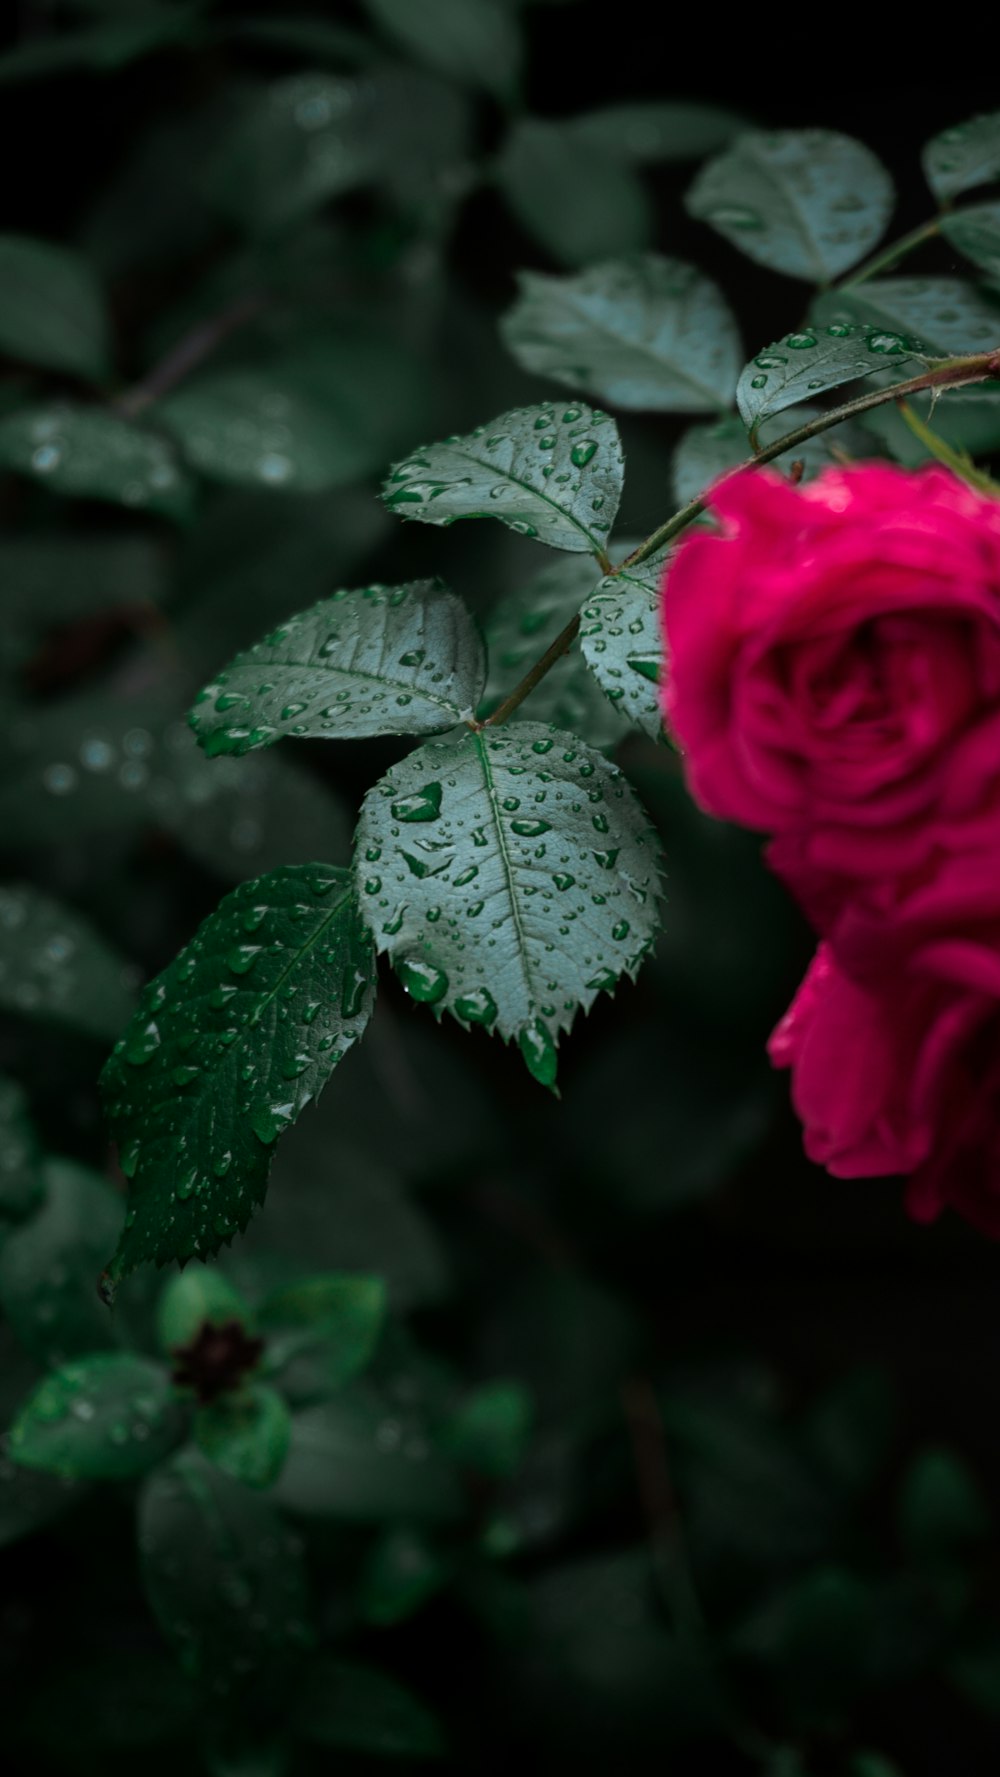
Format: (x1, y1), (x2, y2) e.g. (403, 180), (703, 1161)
(769, 845), (1000, 1234)
(662, 464), (1000, 920)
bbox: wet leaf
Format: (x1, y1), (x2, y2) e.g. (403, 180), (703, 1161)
(195, 1384), (292, 1488)
(363, 0), (520, 100)
(0, 235), (110, 381)
(9, 1353), (180, 1480)
(0, 1158), (123, 1365)
(0, 404), (193, 520)
(737, 323), (928, 437)
(293, 1654), (445, 1757)
(496, 118), (652, 268)
(0, 883), (136, 1041)
(482, 552), (624, 749)
(924, 111), (1000, 203)
(579, 548), (667, 741)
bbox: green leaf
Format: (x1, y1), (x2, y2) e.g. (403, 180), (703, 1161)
(383, 402), (623, 553)
(189, 580), (486, 757)
(496, 119), (652, 268)
(899, 1447), (990, 1560)
(157, 1265), (251, 1354)
(0, 1074), (43, 1224)
(579, 550), (667, 742)
(9, 1354), (180, 1479)
(363, 0), (520, 100)
(0, 531), (167, 627)
(924, 111), (1000, 203)
(501, 255), (740, 412)
(0, 404), (192, 519)
(100, 865), (376, 1288)
(0, 235), (109, 381)
(293, 1655), (445, 1757)
(360, 1525), (451, 1625)
(443, 1380), (532, 1477)
(259, 1273), (387, 1391)
(355, 723), (661, 1079)
(860, 384), (1000, 462)
(205, 75), (376, 235)
(0, 1430), (85, 1549)
(671, 407), (874, 506)
(0, 7), (202, 84)
(139, 1447), (311, 1694)
(737, 323), (927, 437)
(158, 326), (434, 494)
(940, 202), (1000, 281)
(482, 552), (626, 749)
(195, 1383), (292, 1488)
(686, 129), (894, 282)
(812, 277), (1000, 357)
(0, 1159), (123, 1365)
(0, 883), (136, 1040)
(272, 1389), (464, 1521)
(570, 101), (746, 164)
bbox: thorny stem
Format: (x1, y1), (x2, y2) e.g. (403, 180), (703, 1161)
(479, 348), (1000, 729)
(115, 292), (267, 420)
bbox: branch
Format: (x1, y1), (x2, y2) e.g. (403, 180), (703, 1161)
(115, 292), (266, 420)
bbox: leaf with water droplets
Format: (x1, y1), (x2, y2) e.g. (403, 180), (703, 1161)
(0, 884), (136, 1041)
(139, 1447), (311, 1699)
(0, 1159), (124, 1366)
(190, 580), (486, 756)
(501, 254), (741, 413)
(293, 1655), (445, 1757)
(158, 327), (435, 495)
(362, 0), (520, 100)
(0, 1074), (43, 1224)
(579, 550), (668, 742)
(496, 118), (652, 269)
(355, 723), (662, 1084)
(924, 112), (1000, 203)
(259, 1273), (387, 1395)
(940, 202), (1000, 283)
(687, 129), (894, 282)
(0, 404), (193, 520)
(383, 402), (623, 554)
(737, 323), (928, 437)
(100, 865), (375, 1288)
(0, 235), (110, 382)
(194, 1383), (292, 1488)
(570, 101), (747, 165)
(272, 1385), (464, 1521)
(482, 553), (625, 749)
(671, 408), (874, 507)
(9, 1353), (181, 1480)
(205, 73), (377, 234)
(812, 277), (1000, 358)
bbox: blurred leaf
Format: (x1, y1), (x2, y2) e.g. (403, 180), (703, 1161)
(195, 1383), (292, 1487)
(190, 580), (486, 756)
(206, 74), (376, 235)
(848, 1756), (905, 1777)
(384, 401), (623, 553)
(259, 1274), (387, 1391)
(813, 277), (1000, 357)
(222, 17), (376, 64)
(19, 1648), (197, 1754)
(360, 1524), (451, 1625)
(0, 236), (109, 382)
(0, 6), (203, 83)
(737, 324), (927, 437)
(671, 407), (874, 506)
(157, 1264), (251, 1354)
(899, 1448), (991, 1562)
(0, 883), (136, 1040)
(369, 65), (477, 227)
(736, 1566), (874, 1728)
(482, 551), (625, 749)
(856, 383), (1000, 462)
(579, 548), (666, 741)
(101, 865), (376, 1287)
(0, 404), (193, 520)
(293, 1654), (445, 1756)
(801, 1368), (894, 1500)
(940, 201), (1000, 281)
(0, 1430), (85, 1549)
(443, 1379), (532, 1477)
(363, 0), (520, 100)
(571, 101), (746, 163)
(271, 1388), (464, 1521)
(0, 531), (167, 626)
(924, 111), (1000, 202)
(0, 1074), (43, 1224)
(10, 1353), (180, 1479)
(0, 1158), (123, 1365)
(139, 1447), (311, 1696)
(687, 129), (894, 281)
(496, 119), (653, 268)
(502, 256), (740, 412)
(159, 325), (435, 493)
(356, 724), (661, 1079)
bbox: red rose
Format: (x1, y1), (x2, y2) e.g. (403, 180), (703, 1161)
(662, 464), (1000, 922)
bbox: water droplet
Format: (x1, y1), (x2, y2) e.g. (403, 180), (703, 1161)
(510, 819), (551, 837)
(396, 956), (448, 1004)
(391, 782), (443, 823)
(124, 1019), (161, 1066)
(519, 1018), (557, 1089)
(455, 987), (498, 1027)
(570, 440), (597, 468)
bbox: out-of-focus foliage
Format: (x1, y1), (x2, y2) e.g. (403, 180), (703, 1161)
(1, 8), (1000, 1774)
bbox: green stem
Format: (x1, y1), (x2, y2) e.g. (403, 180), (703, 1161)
(836, 214), (942, 289)
(483, 346), (1000, 727)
